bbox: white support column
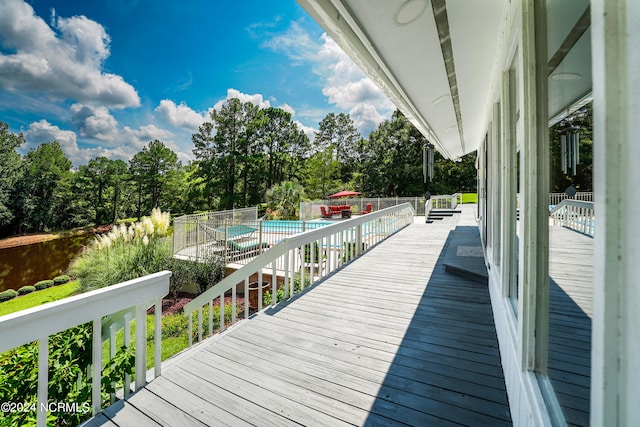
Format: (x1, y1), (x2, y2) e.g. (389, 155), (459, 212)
(491, 102), (502, 267)
(501, 69), (517, 298)
(520, 0), (549, 373)
(591, 0), (640, 425)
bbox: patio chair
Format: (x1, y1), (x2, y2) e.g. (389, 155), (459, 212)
(320, 206), (333, 218)
(360, 203), (373, 215)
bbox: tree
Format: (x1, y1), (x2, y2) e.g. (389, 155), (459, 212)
(0, 122), (23, 231)
(191, 120), (219, 209)
(303, 147), (342, 199)
(12, 142), (72, 232)
(549, 103), (593, 192)
(129, 140), (180, 218)
(431, 151), (477, 194)
(314, 113), (361, 183)
(359, 110), (425, 196)
(265, 180), (306, 219)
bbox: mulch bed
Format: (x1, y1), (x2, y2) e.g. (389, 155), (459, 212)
(148, 292), (247, 316)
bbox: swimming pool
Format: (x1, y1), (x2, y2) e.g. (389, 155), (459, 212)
(258, 220), (334, 233)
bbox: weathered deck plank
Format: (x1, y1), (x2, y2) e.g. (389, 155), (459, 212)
(92, 206), (512, 426)
(548, 226), (593, 426)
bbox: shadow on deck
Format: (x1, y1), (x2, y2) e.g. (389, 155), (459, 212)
(548, 226), (593, 426)
(362, 224), (511, 425)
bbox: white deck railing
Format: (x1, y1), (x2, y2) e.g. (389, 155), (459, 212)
(430, 193), (462, 210)
(549, 191), (593, 205)
(0, 271), (171, 427)
(173, 206), (258, 255)
(182, 203), (415, 346)
(549, 199), (595, 236)
(300, 196), (427, 219)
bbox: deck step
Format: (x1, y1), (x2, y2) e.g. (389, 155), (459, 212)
(442, 225), (488, 285)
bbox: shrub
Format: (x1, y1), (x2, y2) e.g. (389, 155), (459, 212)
(17, 286), (36, 295)
(53, 275), (70, 285)
(0, 323), (135, 426)
(34, 280), (54, 290)
(192, 256), (225, 294)
(0, 289), (18, 302)
(69, 213), (173, 293)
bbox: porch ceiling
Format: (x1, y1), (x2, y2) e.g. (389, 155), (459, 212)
(297, 0), (593, 159)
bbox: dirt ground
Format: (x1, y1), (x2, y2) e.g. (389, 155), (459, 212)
(0, 225), (112, 250)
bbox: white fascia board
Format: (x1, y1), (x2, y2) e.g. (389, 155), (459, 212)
(297, 0), (455, 158)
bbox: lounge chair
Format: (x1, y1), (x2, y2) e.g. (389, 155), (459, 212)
(225, 239), (269, 261)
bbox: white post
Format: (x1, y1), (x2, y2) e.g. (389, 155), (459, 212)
(520, 0), (549, 373)
(123, 312), (131, 397)
(591, 0), (640, 425)
(198, 307), (203, 342)
(154, 298), (161, 379)
(37, 336), (48, 427)
(109, 323), (116, 403)
(135, 303), (146, 390)
(219, 295), (225, 332)
(92, 319), (101, 415)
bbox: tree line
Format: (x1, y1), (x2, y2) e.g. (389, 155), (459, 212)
(0, 100), (477, 238)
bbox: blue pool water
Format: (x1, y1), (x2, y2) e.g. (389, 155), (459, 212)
(259, 220), (333, 233)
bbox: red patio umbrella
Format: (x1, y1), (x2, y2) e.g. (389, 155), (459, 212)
(328, 190), (362, 199)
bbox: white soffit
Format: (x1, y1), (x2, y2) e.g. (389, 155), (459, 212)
(297, 0), (507, 159)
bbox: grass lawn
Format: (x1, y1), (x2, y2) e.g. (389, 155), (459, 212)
(0, 281), (81, 317)
(461, 192), (478, 204)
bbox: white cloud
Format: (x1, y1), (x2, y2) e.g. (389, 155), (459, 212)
(264, 23), (394, 137)
(348, 103), (387, 135)
(70, 104), (118, 139)
(213, 88), (272, 111)
(0, 0), (139, 108)
(155, 100), (207, 131)
(23, 119), (105, 164)
(294, 120), (316, 141)
(280, 103), (296, 116)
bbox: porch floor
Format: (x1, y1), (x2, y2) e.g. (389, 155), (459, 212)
(548, 226), (593, 426)
(86, 205), (512, 426)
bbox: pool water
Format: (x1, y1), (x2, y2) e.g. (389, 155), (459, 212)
(259, 220), (333, 233)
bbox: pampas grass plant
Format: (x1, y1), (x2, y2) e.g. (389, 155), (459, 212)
(70, 209), (173, 292)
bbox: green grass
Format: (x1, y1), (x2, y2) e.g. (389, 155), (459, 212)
(0, 281), (81, 317)
(461, 193), (478, 204)
(102, 314), (190, 370)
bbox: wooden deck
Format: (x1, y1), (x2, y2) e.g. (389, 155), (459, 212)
(86, 206), (512, 426)
(548, 226), (593, 427)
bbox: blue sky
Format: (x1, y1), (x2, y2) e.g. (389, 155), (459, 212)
(0, 0), (394, 165)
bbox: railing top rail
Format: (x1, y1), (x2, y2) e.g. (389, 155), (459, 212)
(183, 203), (415, 315)
(549, 199), (594, 215)
(0, 271), (171, 353)
(174, 206), (257, 223)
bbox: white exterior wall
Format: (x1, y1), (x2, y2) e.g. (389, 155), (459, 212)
(487, 0), (640, 425)
(481, 1), (558, 425)
(591, 0), (640, 425)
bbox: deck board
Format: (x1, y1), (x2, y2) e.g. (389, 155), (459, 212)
(548, 226), (593, 426)
(91, 206), (512, 426)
